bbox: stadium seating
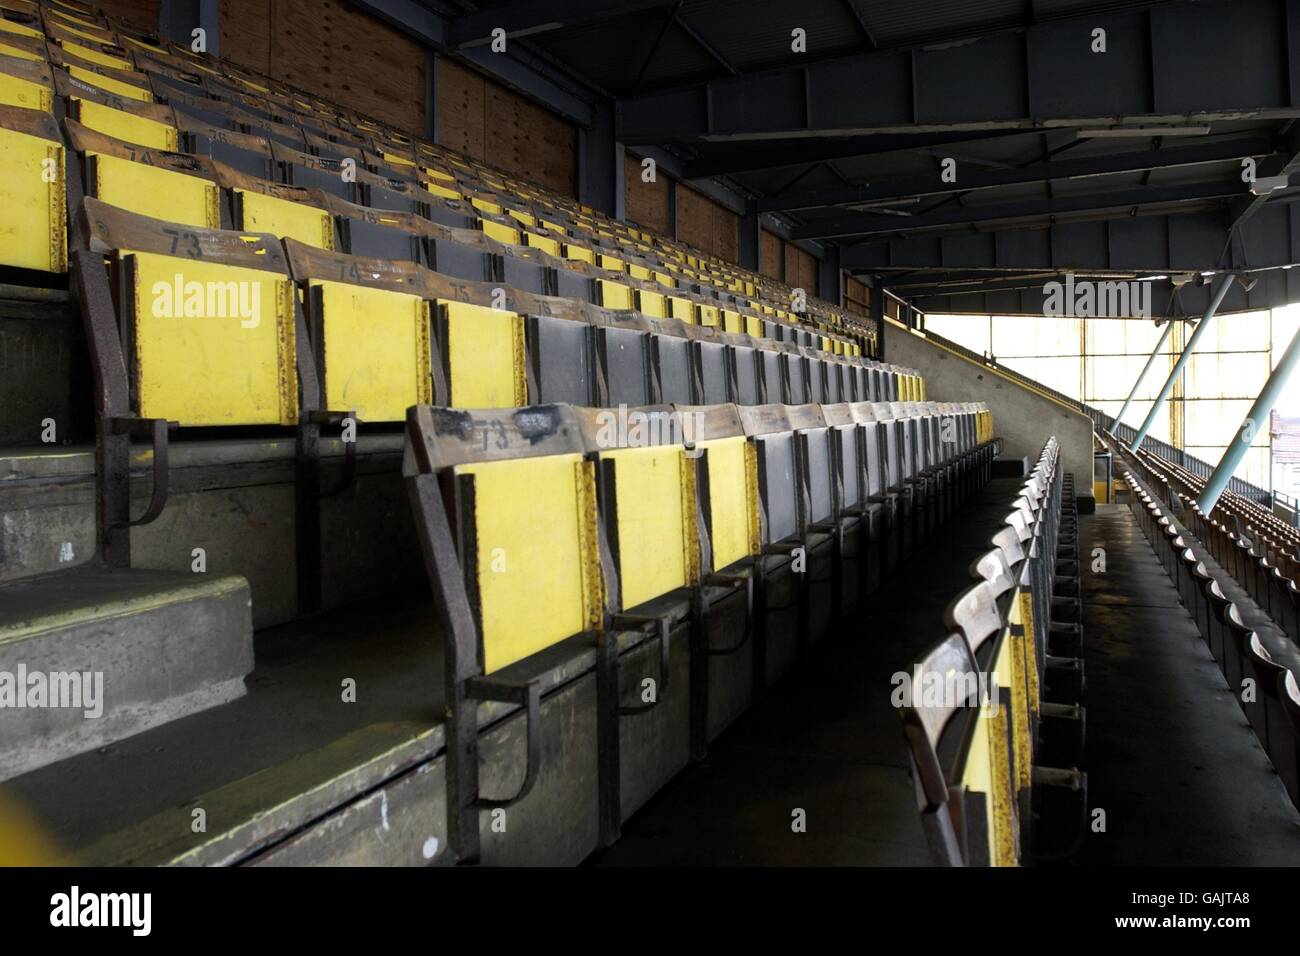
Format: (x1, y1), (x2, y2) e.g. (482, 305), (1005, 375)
(899, 437), (1086, 866)
(0, 0), (1028, 868)
(1116, 458), (1300, 808)
(404, 399), (997, 861)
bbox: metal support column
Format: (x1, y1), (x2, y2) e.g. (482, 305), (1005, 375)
(1197, 323), (1300, 514)
(872, 280), (885, 361)
(1114, 320), (1174, 426)
(818, 244), (841, 306)
(1129, 275), (1235, 452)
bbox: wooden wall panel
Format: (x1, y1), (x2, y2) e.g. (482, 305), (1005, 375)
(216, 0), (426, 134)
(218, 0), (271, 75)
(675, 186), (713, 254)
(269, 0), (426, 134)
(97, 0), (159, 30)
(760, 229), (782, 280)
(624, 153), (670, 235)
(674, 185), (739, 263)
(434, 58), (576, 197)
(712, 203), (737, 263)
(436, 57), (485, 160)
(845, 276), (869, 316)
(514, 90), (576, 197)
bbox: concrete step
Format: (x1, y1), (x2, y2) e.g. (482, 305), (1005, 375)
(0, 567), (254, 781)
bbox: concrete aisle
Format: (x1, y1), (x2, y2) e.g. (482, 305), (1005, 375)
(1079, 504), (1300, 865)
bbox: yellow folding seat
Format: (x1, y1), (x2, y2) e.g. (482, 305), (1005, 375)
(0, 58), (52, 110)
(744, 314), (763, 338)
(598, 253), (625, 272)
(234, 188), (334, 250)
(719, 309), (742, 334)
(437, 300), (526, 408)
(592, 441), (700, 611)
(71, 97), (176, 149)
(564, 242), (594, 264)
(63, 63), (152, 102)
(300, 278), (431, 422)
(49, 19), (114, 45)
(507, 208), (535, 228)
(0, 108), (65, 272)
(698, 304), (720, 328)
(102, 241), (298, 426)
(597, 279), (633, 309)
(84, 152), (217, 229)
(471, 196), (502, 215)
(668, 295), (694, 323)
(637, 288), (666, 318)
(524, 231), (560, 257)
(0, 32), (44, 60)
(447, 443), (602, 674)
(53, 38), (130, 70)
(424, 180), (460, 201)
(0, 12), (41, 39)
(45, 5), (105, 29)
(695, 434), (761, 573)
(480, 218), (519, 245)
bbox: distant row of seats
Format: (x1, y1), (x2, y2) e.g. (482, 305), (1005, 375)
(402, 398), (997, 861)
(0, 0), (875, 355)
(1121, 469), (1300, 808)
(900, 438), (1088, 866)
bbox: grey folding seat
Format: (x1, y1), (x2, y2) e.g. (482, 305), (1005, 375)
(429, 236), (494, 282)
(497, 253), (548, 295)
(363, 177), (425, 213)
(783, 353), (809, 404)
(651, 332), (696, 404)
(597, 324), (652, 407)
(824, 361), (844, 403)
(729, 344), (762, 405)
(737, 405), (811, 689)
(182, 120), (275, 180)
(340, 216), (422, 262)
(554, 267), (594, 302)
(424, 202), (476, 230)
(692, 339), (731, 405)
(524, 314), (596, 406)
(758, 349), (782, 404)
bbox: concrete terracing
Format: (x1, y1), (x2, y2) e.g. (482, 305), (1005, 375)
(0, 567), (254, 780)
(885, 320), (1096, 503)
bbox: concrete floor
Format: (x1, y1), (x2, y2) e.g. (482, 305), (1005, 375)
(1079, 504), (1300, 865)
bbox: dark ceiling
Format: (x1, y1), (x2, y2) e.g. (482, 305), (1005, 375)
(419, 0), (1300, 311)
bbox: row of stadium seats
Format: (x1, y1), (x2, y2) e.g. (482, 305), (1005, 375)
(1128, 442), (1300, 576)
(402, 398), (997, 860)
(900, 438), (1087, 865)
(1120, 438), (1300, 631)
(1121, 469), (1300, 807)
(0, 0), (880, 360)
(70, 196), (926, 615)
